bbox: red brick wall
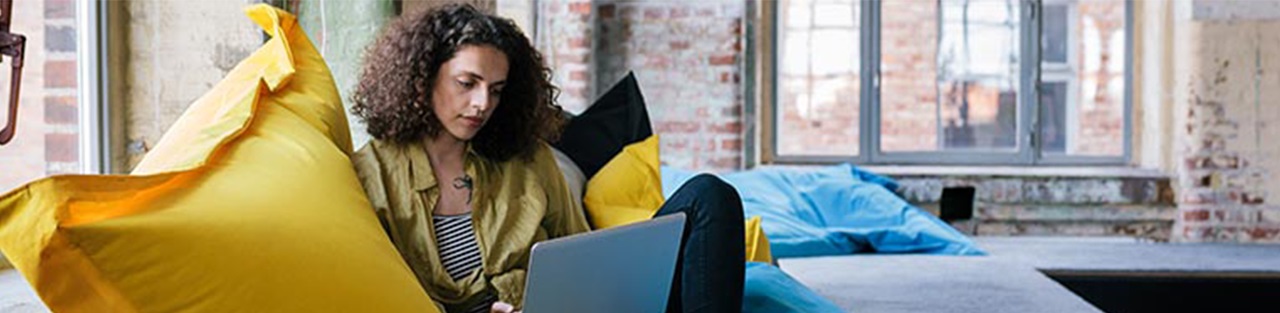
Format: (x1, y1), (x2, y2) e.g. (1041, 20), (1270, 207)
(596, 1), (744, 171)
(536, 0), (593, 114)
(0, 0), (80, 192)
(42, 0), (79, 173)
(540, 0), (744, 171)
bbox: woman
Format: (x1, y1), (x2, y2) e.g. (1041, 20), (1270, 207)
(350, 4), (744, 313)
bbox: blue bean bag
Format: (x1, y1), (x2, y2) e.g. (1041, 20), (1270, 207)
(662, 164), (984, 258)
(743, 262), (843, 313)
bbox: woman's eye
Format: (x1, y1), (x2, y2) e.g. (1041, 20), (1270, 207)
(458, 80), (476, 88)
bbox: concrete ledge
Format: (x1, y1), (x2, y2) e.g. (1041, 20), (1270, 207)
(863, 165), (1169, 179)
(975, 236), (1280, 274)
(779, 255), (1102, 313)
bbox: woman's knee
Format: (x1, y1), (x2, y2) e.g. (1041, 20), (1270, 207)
(680, 174), (744, 222)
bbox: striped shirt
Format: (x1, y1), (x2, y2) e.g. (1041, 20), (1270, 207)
(432, 214), (495, 313)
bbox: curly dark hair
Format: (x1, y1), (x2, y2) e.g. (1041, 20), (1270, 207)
(352, 3), (563, 162)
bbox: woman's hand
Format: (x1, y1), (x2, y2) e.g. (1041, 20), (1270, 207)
(490, 301), (521, 313)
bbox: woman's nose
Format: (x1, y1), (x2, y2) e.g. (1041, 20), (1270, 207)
(469, 90), (491, 113)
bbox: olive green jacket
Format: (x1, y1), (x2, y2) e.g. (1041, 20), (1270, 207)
(352, 139), (590, 311)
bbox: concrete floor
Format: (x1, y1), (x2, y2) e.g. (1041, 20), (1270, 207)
(0, 271), (44, 313)
(2, 237), (1279, 312)
(778, 237), (1280, 313)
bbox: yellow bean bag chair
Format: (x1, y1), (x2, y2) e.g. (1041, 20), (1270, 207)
(584, 135), (772, 263)
(0, 5), (438, 312)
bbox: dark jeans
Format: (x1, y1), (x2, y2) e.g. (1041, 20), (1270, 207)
(653, 174), (745, 313)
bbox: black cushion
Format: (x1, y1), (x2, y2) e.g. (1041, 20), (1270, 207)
(553, 72), (653, 179)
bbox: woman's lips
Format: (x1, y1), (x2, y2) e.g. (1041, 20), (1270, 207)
(463, 116), (485, 127)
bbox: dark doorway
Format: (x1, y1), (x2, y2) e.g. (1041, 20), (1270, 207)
(1047, 272), (1280, 313)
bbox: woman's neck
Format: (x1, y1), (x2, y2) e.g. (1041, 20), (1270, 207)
(424, 133), (467, 171)
(425, 133), (474, 216)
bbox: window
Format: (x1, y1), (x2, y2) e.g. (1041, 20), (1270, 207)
(0, 0), (104, 191)
(776, 0), (862, 157)
(764, 0), (1131, 165)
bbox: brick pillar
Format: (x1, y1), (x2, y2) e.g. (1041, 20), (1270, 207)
(595, 0), (745, 172)
(1172, 18), (1280, 243)
(537, 0), (593, 114)
(43, 0), (79, 174)
(537, 1), (746, 172)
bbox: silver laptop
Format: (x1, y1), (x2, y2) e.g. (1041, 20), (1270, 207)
(522, 212), (687, 313)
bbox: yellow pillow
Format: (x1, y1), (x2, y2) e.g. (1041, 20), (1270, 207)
(0, 5), (438, 313)
(583, 135), (665, 229)
(583, 136), (772, 262)
(744, 216), (773, 263)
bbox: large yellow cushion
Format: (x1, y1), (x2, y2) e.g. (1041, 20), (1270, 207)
(583, 135), (665, 229)
(583, 135), (772, 262)
(0, 5), (438, 312)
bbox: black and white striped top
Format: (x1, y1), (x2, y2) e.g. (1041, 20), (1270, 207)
(432, 214), (495, 313)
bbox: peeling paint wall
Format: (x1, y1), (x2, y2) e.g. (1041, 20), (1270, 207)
(1171, 0), (1280, 242)
(896, 174), (1175, 239)
(120, 0), (261, 169)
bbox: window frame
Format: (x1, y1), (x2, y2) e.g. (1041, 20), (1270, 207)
(1037, 0), (1080, 156)
(1035, 0), (1133, 165)
(77, 0), (108, 174)
(765, 0), (876, 165)
(759, 0), (1134, 166)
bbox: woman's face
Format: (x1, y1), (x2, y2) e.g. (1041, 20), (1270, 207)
(431, 44), (509, 142)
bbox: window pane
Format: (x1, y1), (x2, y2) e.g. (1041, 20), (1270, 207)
(1040, 80), (1070, 153)
(777, 0), (860, 157)
(1040, 0), (1126, 157)
(882, 0), (1021, 152)
(1042, 4), (1069, 64)
(0, 0), (84, 191)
